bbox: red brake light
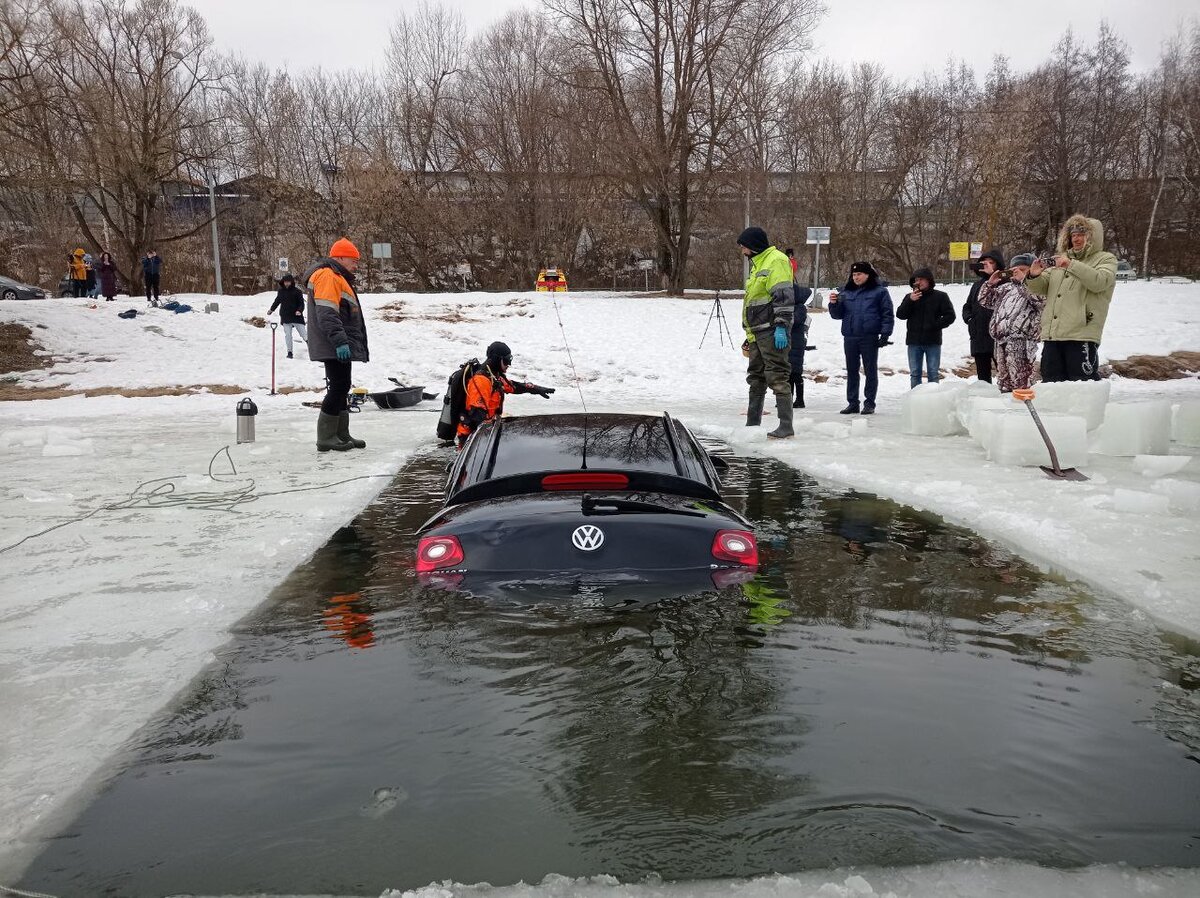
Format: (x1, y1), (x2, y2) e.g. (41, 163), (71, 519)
(541, 473), (630, 491)
(711, 529), (758, 566)
(416, 535), (464, 572)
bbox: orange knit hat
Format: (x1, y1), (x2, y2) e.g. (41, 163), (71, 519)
(329, 238), (360, 259)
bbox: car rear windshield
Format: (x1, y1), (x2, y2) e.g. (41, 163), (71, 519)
(488, 415), (681, 479)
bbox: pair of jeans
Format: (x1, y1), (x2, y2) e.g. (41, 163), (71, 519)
(844, 336), (879, 406)
(282, 323), (307, 354)
(907, 344), (941, 388)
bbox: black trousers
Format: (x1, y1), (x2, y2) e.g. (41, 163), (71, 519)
(145, 274), (160, 302)
(322, 360), (352, 414)
(973, 353), (993, 384)
(1041, 340), (1099, 382)
(72, 279), (86, 298)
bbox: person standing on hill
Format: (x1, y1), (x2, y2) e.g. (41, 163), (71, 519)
(896, 267), (955, 388)
(97, 252), (118, 302)
(963, 249), (1005, 384)
(306, 238), (369, 452)
(1025, 214), (1116, 382)
(737, 226), (795, 439)
(268, 274), (307, 358)
(69, 248), (87, 298)
(828, 261), (893, 415)
(142, 250), (162, 305)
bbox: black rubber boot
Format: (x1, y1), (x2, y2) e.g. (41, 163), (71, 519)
(768, 394), (794, 438)
(317, 412), (352, 452)
(746, 391), (766, 426)
(338, 411), (366, 449)
(792, 375), (805, 408)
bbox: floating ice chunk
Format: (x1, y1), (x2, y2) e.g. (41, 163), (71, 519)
(1150, 478), (1200, 512)
(1131, 454), (1191, 477)
(959, 396), (1010, 441)
(985, 411), (1088, 468)
(1031, 380), (1111, 431)
(1173, 401), (1200, 447)
(900, 381), (967, 436)
(360, 785), (407, 818)
(1111, 488), (1171, 516)
(1090, 401), (1171, 456)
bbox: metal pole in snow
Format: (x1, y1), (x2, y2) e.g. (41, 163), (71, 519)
(270, 322), (277, 395)
(209, 180), (224, 295)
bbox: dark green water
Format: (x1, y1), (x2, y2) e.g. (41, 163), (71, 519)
(21, 449), (1200, 897)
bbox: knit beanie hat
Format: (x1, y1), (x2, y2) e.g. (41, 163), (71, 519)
(329, 238), (360, 259)
(737, 227), (770, 255)
(1009, 253), (1036, 268)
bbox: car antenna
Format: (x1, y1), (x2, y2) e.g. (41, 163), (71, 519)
(549, 292), (589, 468)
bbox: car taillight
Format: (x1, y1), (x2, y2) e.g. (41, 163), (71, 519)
(541, 473), (630, 491)
(711, 529), (758, 566)
(415, 535), (464, 572)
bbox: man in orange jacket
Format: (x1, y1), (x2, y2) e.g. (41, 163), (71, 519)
(457, 341), (555, 446)
(305, 238), (369, 452)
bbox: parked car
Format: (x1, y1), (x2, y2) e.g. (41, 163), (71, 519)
(1115, 260), (1137, 281)
(416, 412), (758, 599)
(0, 274), (48, 300)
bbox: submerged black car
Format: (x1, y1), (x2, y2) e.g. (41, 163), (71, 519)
(416, 412), (758, 598)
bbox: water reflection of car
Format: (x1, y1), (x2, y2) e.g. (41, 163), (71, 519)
(416, 412), (758, 599)
(1115, 260), (1137, 281)
(0, 274), (48, 300)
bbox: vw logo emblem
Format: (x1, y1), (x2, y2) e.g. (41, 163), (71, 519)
(571, 524), (605, 552)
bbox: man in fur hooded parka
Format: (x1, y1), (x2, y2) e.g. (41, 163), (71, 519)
(1025, 214), (1117, 382)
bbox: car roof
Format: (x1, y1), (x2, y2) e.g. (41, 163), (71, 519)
(446, 412), (723, 506)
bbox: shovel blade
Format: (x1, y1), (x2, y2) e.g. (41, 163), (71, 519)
(1039, 465), (1089, 482)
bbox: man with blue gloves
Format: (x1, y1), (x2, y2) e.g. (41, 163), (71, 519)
(738, 226), (795, 439)
(305, 238), (370, 452)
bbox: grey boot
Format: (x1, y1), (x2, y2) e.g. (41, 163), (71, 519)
(746, 391), (766, 426)
(338, 411), (366, 449)
(317, 411), (352, 452)
(768, 393), (794, 439)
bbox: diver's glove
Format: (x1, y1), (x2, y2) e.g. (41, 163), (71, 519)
(773, 326), (788, 350)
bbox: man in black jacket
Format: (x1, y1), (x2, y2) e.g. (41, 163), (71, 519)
(896, 267), (956, 387)
(962, 249), (1004, 383)
(268, 274), (307, 358)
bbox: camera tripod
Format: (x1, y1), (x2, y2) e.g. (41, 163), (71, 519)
(700, 289), (737, 349)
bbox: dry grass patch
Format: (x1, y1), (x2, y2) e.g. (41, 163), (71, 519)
(1109, 351), (1200, 380)
(0, 322), (56, 375)
(0, 383), (247, 402)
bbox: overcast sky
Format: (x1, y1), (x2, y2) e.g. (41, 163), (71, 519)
(191, 0), (1195, 81)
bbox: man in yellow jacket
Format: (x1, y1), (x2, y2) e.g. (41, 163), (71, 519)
(738, 226), (795, 438)
(1025, 214), (1116, 382)
(305, 238), (370, 452)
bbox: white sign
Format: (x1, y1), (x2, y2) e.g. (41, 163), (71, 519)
(277, 257), (289, 271)
(372, 243), (392, 259)
(637, 259), (655, 270)
(969, 242), (983, 260)
(806, 227), (831, 245)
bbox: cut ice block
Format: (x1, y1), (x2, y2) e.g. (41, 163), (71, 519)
(1111, 488), (1171, 516)
(1173, 401), (1200, 447)
(1131, 455), (1192, 477)
(959, 396), (1010, 442)
(900, 382), (967, 436)
(1150, 478), (1200, 512)
(985, 411), (1088, 468)
(1030, 380), (1111, 431)
(1090, 401), (1171, 456)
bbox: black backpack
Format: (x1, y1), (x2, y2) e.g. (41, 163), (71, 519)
(436, 358), (482, 441)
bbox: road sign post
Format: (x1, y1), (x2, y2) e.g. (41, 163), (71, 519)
(806, 226), (831, 291)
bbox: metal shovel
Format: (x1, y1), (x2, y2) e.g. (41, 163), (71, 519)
(1012, 388), (1089, 481)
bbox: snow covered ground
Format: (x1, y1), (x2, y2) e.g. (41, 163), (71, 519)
(1, 279), (1199, 896)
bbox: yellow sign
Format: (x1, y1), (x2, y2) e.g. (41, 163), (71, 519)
(949, 242), (970, 261)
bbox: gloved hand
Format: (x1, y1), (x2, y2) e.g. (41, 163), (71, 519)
(335, 344), (351, 362)
(773, 326), (788, 350)
(526, 383), (555, 398)
(877, 335), (891, 348)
